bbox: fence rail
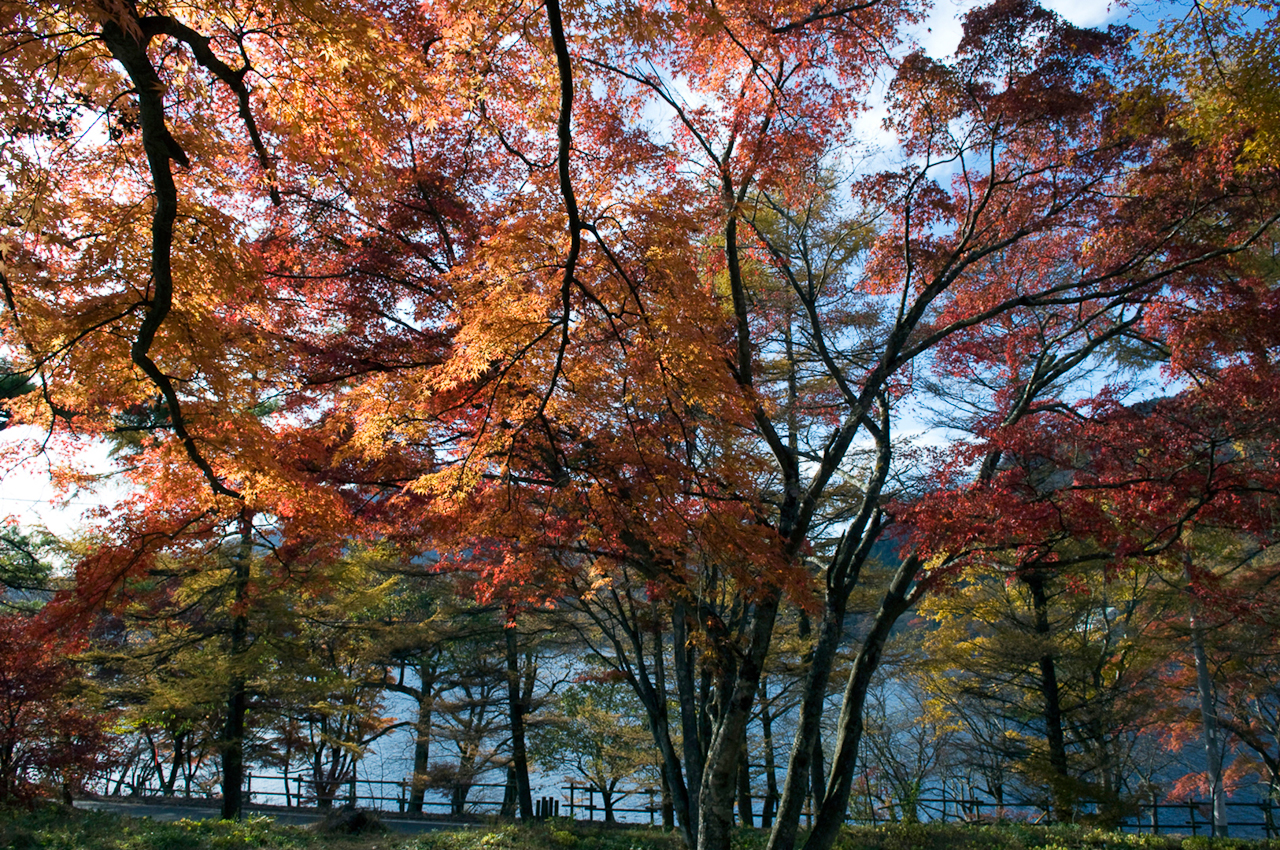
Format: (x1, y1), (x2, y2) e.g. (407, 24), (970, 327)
(87, 770), (1280, 838)
(844, 797), (1279, 838)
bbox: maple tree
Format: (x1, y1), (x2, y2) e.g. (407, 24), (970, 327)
(0, 612), (114, 803)
(1208, 591), (1280, 807)
(0, 0), (466, 817)
(902, 168), (1280, 838)
(1, 0), (1279, 847)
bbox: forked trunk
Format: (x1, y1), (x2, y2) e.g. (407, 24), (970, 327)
(696, 595), (779, 850)
(801, 556), (919, 850)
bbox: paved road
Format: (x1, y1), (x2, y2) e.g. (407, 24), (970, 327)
(73, 798), (472, 834)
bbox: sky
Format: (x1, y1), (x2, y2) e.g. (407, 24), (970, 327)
(0, 0), (1129, 543)
(849, 0), (1125, 151)
(1, 426), (124, 539)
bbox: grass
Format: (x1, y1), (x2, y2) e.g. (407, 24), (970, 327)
(3, 805), (1280, 850)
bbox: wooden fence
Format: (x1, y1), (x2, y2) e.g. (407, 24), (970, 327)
(89, 770), (1280, 837)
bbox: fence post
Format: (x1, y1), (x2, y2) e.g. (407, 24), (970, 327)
(245, 773), (252, 804)
(588, 787), (595, 821)
(1189, 801), (1197, 836)
(568, 785), (575, 819)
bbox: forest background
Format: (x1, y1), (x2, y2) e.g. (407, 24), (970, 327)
(1, 1), (1279, 850)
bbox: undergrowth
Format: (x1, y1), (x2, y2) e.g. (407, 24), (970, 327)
(3, 805), (1279, 850)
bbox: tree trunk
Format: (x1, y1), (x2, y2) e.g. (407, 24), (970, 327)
(696, 594), (780, 850)
(661, 766), (676, 830)
(220, 510), (253, 820)
(633, 656), (695, 845)
(611, 604), (695, 844)
(1185, 554), (1227, 837)
(767, 602), (846, 850)
(810, 730), (826, 829)
(1025, 570), (1072, 821)
(501, 764), (517, 818)
(408, 687), (432, 813)
(738, 737), (754, 827)
(802, 556), (918, 850)
(505, 619), (534, 821)
(158, 729), (185, 796)
(761, 695), (779, 829)
(604, 782), (618, 823)
(672, 599), (706, 843)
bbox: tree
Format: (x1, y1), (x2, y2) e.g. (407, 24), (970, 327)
(0, 526), (54, 610)
(917, 559), (1168, 821)
(1141, 534), (1280, 833)
(86, 523), (399, 814)
(0, 0), (454, 813)
(0, 613), (114, 803)
(369, 571), (470, 815)
(4, 2), (1280, 849)
(907, 252), (1280, 833)
(368, 570), (559, 819)
(532, 675), (656, 823)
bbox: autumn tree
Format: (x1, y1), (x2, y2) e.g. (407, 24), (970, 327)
(917, 559), (1170, 821)
(4, 4), (1280, 850)
(0, 526), (109, 803)
(531, 675), (655, 823)
(0, 0), (475, 817)
(1192, 577), (1280, 805)
(0, 611), (115, 803)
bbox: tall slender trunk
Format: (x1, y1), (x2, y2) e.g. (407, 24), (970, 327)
(802, 557), (918, 850)
(761, 694), (779, 829)
(738, 736), (754, 827)
(502, 765), (517, 818)
(767, 602), (847, 850)
(810, 730), (826, 827)
(221, 510), (253, 820)
(648, 615), (687, 836)
(1024, 570), (1071, 820)
(625, 614), (695, 845)
(409, 686), (433, 813)
(1184, 553), (1227, 837)
(672, 600), (706, 820)
(505, 619), (534, 821)
(661, 768), (676, 829)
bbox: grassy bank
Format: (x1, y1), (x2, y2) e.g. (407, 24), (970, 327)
(4, 805), (1280, 850)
